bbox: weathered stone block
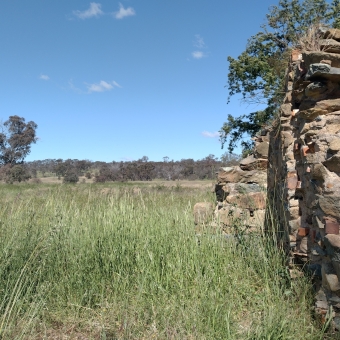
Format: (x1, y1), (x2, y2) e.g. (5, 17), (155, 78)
(305, 81), (328, 101)
(322, 262), (340, 293)
(320, 39), (340, 53)
(303, 51), (340, 68)
(287, 171), (298, 190)
(329, 137), (340, 152)
(217, 167), (242, 183)
(323, 155), (340, 173)
(324, 29), (340, 41)
(255, 141), (269, 159)
(325, 234), (340, 249)
(215, 206), (245, 225)
(325, 217), (340, 235)
(317, 195), (340, 218)
(226, 192), (266, 210)
(311, 163), (329, 180)
(222, 182), (263, 196)
(280, 103), (292, 117)
(306, 63), (340, 82)
(289, 217), (301, 232)
(300, 98), (340, 120)
(239, 155), (268, 171)
(193, 202), (214, 224)
(281, 131), (294, 148)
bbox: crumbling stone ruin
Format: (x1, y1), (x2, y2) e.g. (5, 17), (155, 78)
(193, 137), (268, 231)
(268, 28), (340, 328)
(194, 27), (340, 330)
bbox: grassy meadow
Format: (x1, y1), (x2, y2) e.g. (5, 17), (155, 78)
(0, 181), (328, 339)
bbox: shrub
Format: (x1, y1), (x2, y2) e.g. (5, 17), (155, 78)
(0, 164), (31, 184)
(63, 170), (79, 184)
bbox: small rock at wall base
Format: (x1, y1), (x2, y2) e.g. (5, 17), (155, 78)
(193, 202), (214, 224)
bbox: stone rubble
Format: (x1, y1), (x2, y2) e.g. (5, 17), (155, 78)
(194, 137), (268, 232)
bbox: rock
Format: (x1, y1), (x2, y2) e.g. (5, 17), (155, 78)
(193, 202), (214, 224)
(329, 137), (340, 152)
(290, 206), (300, 220)
(317, 194), (340, 218)
(325, 234), (340, 249)
(289, 198), (299, 207)
(217, 167), (242, 183)
(316, 300), (329, 310)
(255, 142), (269, 159)
(322, 262), (340, 293)
(289, 218), (301, 232)
(222, 182), (263, 195)
(303, 51), (340, 68)
(324, 28), (340, 41)
(300, 98), (340, 120)
(287, 171), (298, 190)
(238, 170), (267, 185)
(226, 191), (266, 210)
(323, 155), (340, 173)
(298, 236), (308, 253)
(306, 63), (340, 82)
(281, 131), (294, 148)
(215, 206), (245, 225)
(246, 209), (266, 228)
(311, 163), (329, 180)
(315, 287), (328, 302)
(305, 81), (329, 101)
(280, 103), (292, 117)
(320, 39), (340, 53)
(239, 155), (268, 171)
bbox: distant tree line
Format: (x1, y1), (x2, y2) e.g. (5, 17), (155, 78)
(23, 153), (240, 183)
(0, 115), (241, 184)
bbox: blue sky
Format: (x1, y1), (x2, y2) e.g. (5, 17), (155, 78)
(1, 0), (280, 162)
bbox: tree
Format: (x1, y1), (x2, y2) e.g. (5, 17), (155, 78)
(220, 0), (340, 154)
(0, 164), (31, 184)
(0, 116), (38, 165)
(63, 169), (79, 184)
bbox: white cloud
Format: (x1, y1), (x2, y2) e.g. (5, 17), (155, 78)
(194, 34), (205, 48)
(192, 51), (205, 59)
(68, 79), (83, 94)
(202, 131), (220, 138)
(39, 74), (50, 80)
(86, 80), (121, 93)
(112, 80), (122, 88)
(113, 3), (136, 19)
(73, 3), (103, 19)
(191, 34), (208, 60)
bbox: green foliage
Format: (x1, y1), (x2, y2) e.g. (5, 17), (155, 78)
(221, 0), (340, 154)
(0, 164), (31, 184)
(0, 116), (38, 165)
(63, 169), (79, 183)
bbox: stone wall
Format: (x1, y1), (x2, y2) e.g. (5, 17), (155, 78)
(193, 137), (268, 232)
(267, 28), (340, 327)
(213, 139), (268, 232)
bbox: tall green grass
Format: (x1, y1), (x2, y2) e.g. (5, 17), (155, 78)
(0, 184), (325, 339)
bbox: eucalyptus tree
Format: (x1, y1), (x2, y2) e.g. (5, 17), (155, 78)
(220, 0), (340, 154)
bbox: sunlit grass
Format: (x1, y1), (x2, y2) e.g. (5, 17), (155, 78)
(0, 183), (325, 339)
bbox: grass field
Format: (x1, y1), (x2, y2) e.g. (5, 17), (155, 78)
(0, 181), (328, 339)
